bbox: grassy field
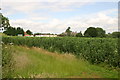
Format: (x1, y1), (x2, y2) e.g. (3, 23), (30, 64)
(3, 45), (118, 78)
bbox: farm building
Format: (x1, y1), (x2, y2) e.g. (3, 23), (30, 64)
(34, 33), (57, 37)
(24, 32), (33, 37)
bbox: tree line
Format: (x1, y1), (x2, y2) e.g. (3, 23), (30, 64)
(59, 27), (120, 38)
(0, 13), (120, 38)
(0, 13), (32, 36)
(3, 27), (32, 36)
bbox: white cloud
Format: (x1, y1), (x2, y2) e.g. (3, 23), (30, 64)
(9, 8), (118, 34)
(2, 1), (118, 34)
(2, 2), (40, 15)
(2, 1), (93, 17)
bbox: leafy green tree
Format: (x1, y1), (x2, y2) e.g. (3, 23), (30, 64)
(26, 30), (32, 35)
(1, 14), (25, 36)
(96, 27), (106, 37)
(84, 27), (98, 37)
(16, 27), (24, 36)
(0, 13), (10, 29)
(76, 31), (83, 37)
(3, 27), (24, 36)
(3, 27), (17, 36)
(111, 32), (120, 38)
(65, 27), (72, 36)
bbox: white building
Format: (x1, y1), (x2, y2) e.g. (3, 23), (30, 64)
(35, 34), (57, 37)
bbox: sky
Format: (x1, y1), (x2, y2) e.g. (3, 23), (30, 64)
(1, 0), (119, 34)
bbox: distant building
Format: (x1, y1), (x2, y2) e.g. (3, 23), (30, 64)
(34, 33), (57, 37)
(18, 34), (23, 36)
(24, 32), (34, 37)
(71, 31), (77, 37)
(24, 32), (30, 37)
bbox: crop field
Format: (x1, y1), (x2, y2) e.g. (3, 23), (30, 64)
(2, 36), (120, 67)
(2, 36), (120, 78)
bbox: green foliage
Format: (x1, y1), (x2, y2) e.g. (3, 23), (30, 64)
(96, 27), (106, 37)
(16, 27), (24, 36)
(105, 32), (120, 38)
(2, 44), (14, 78)
(2, 37), (120, 68)
(105, 33), (112, 38)
(26, 30), (32, 35)
(84, 27), (98, 37)
(84, 27), (106, 37)
(111, 32), (120, 38)
(3, 27), (17, 36)
(0, 13), (10, 29)
(76, 31), (83, 37)
(3, 27), (24, 36)
(65, 27), (72, 36)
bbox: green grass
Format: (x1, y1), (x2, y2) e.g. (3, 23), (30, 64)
(7, 45), (118, 78)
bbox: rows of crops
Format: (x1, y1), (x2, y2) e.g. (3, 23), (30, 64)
(2, 36), (120, 67)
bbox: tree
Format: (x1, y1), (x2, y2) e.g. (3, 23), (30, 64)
(3, 27), (25, 36)
(34, 33), (42, 35)
(111, 32), (120, 38)
(96, 27), (106, 37)
(105, 33), (112, 38)
(65, 27), (72, 36)
(76, 31), (83, 37)
(16, 27), (24, 36)
(84, 27), (98, 37)
(0, 13), (10, 29)
(3, 27), (17, 36)
(26, 30), (32, 35)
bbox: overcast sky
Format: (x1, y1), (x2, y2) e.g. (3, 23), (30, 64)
(1, 0), (119, 34)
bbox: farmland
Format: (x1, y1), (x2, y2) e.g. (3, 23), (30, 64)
(2, 36), (119, 67)
(2, 36), (119, 78)
(1, 1), (120, 79)
(2, 44), (118, 78)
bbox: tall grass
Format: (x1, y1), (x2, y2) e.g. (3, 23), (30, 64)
(2, 44), (14, 78)
(9, 45), (119, 78)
